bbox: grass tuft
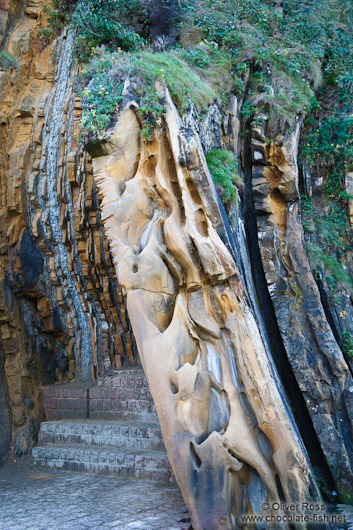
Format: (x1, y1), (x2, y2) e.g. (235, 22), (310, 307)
(0, 52), (18, 71)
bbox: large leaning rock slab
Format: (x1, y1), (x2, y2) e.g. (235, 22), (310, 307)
(89, 88), (321, 529)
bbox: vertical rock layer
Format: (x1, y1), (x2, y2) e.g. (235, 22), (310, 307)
(248, 123), (353, 502)
(0, 0), (352, 523)
(0, 0), (135, 457)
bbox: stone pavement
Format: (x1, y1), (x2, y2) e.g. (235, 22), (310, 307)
(0, 459), (191, 530)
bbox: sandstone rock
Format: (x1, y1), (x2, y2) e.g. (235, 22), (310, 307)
(0, 5), (136, 457)
(14, 420), (37, 456)
(91, 88), (320, 529)
(0, 1), (352, 523)
(0, 349), (11, 466)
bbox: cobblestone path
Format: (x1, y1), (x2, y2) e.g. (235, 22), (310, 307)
(0, 460), (191, 530)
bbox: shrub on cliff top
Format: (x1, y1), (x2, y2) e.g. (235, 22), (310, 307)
(70, 0), (182, 59)
(72, 0), (146, 60)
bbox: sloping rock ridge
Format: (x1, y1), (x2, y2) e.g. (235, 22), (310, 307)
(88, 88), (323, 528)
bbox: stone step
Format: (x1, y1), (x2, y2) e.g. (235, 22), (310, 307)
(35, 370), (175, 484)
(32, 444), (174, 484)
(38, 420), (165, 452)
(97, 368), (145, 387)
(41, 369), (157, 422)
(45, 407), (159, 423)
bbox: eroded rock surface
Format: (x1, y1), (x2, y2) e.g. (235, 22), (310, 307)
(89, 89), (320, 529)
(249, 124), (353, 503)
(0, 0), (136, 457)
(1, 0), (352, 524)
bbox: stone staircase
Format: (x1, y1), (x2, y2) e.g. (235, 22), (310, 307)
(32, 368), (175, 483)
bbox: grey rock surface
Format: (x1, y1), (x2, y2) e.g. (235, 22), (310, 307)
(0, 349), (11, 466)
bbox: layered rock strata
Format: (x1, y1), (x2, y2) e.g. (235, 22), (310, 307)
(248, 123), (353, 502)
(0, 0), (136, 459)
(0, 0), (352, 523)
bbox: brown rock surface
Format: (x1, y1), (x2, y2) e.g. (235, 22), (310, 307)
(250, 125), (353, 502)
(0, 0), (135, 458)
(0, 0), (352, 522)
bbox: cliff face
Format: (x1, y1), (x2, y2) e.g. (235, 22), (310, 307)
(248, 125), (353, 500)
(1, 0), (353, 526)
(0, 1), (136, 462)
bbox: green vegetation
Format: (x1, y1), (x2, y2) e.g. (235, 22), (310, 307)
(205, 150), (239, 204)
(301, 197), (349, 254)
(56, 0), (350, 142)
(291, 282), (303, 308)
(342, 331), (353, 357)
(300, 115), (353, 202)
(182, 0), (353, 131)
(0, 52), (18, 71)
(180, 47), (210, 68)
(306, 243), (353, 291)
(41, 0), (78, 39)
(180, 0), (324, 130)
(295, 1), (353, 311)
(80, 52), (124, 139)
(301, 193), (352, 294)
(80, 48), (232, 140)
(72, 0), (146, 61)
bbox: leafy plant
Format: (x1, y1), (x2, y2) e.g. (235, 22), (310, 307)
(305, 242), (353, 292)
(45, 0), (77, 33)
(181, 47), (211, 68)
(300, 114), (353, 201)
(342, 330), (353, 357)
(79, 52), (124, 139)
(206, 149), (239, 204)
(291, 283), (303, 305)
(39, 26), (52, 41)
(72, 1), (145, 60)
(240, 101), (256, 122)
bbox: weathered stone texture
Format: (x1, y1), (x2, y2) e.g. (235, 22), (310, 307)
(0, 0), (352, 524)
(250, 124), (353, 502)
(0, 342), (11, 465)
(90, 88), (320, 530)
(0, 0), (135, 458)
(41, 369), (157, 423)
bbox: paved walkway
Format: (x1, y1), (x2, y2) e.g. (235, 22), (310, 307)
(0, 459), (191, 530)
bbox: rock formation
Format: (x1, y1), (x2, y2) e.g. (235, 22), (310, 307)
(0, 0), (353, 528)
(248, 124), (353, 501)
(88, 89), (320, 528)
(0, 2), (136, 462)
